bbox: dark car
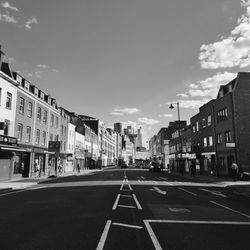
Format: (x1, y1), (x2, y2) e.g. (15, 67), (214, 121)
(121, 162), (127, 168)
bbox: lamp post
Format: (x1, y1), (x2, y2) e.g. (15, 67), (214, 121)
(169, 102), (183, 173)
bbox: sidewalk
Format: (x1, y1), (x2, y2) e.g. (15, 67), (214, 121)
(0, 168), (103, 191)
(169, 171), (250, 196)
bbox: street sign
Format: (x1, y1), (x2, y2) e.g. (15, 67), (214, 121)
(0, 135), (17, 145)
(48, 141), (61, 152)
(226, 142), (235, 148)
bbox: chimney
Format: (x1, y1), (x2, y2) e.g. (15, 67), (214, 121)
(0, 45), (5, 64)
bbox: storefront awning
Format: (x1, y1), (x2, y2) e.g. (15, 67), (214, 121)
(0, 145), (27, 152)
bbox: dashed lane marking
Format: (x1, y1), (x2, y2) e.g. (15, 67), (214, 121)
(112, 194), (120, 210)
(178, 187), (197, 196)
(112, 222), (143, 229)
(210, 201), (250, 218)
(132, 194), (143, 210)
(120, 184), (124, 191)
(96, 220), (112, 250)
(120, 194), (132, 197)
(128, 184), (133, 191)
(200, 188), (227, 197)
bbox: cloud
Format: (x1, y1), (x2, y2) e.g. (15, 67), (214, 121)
(177, 93), (188, 98)
(158, 114), (174, 118)
(52, 69), (59, 73)
(199, 3), (250, 69)
(25, 17), (38, 29)
(35, 70), (42, 78)
(7, 57), (16, 63)
(0, 11), (17, 23)
(111, 107), (140, 116)
(37, 64), (50, 69)
(138, 117), (160, 125)
(1, 2), (18, 12)
(179, 99), (210, 110)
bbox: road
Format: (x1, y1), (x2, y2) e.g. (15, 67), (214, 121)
(0, 167), (250, 250)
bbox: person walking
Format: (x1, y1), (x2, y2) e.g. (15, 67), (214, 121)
(231, 162), (239, 181)
(77, 163), (80, 174)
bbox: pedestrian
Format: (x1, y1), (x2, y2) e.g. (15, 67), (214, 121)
(77, 163), (80, 173)
(34, 162), (40, 178)
(190, 161), (195, 177)
(231, 162), (239, 181)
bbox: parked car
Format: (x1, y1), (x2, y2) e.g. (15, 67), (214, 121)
(121, 162), (127, 168)
(149, 160), (162, 172)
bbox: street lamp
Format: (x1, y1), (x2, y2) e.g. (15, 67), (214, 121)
(169, 102), (183, 173)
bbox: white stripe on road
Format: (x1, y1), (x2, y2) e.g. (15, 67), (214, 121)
(159, 177), (168, 181)
(120, 184), (124, 191)
(178, 187), (197, 196)
(164, 181), (173, 186)
(144, 220), (163, 250)
(112, 222), (143, 229)
(96, 220), (112, 250)
(112, 194), (120, 210)
(120, 194), (132, 197)
(128, 184), (133, 191)
(210, 201), (250, 218)
(132, 194), (142, 210)
(145, 219), (250, 225)
(0, 189), (28, 197)
(201, 188), (227, 197)
(118, 205), (136, 209)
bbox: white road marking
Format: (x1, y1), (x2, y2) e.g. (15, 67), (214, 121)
(210, 201), (250, 218)
(0, 189), (28, 197)
(150, 186), (167, 195)
(138, 180), (142, 183)
(140, 176), (145, 179)
(120, 194), (132, 197)
(112, 222), (143, 229)
(96, 220), (112, 250)
(125, 179), (128, 183)
(120, 184), (124, 191)
(118, 205), (136, 209)
(145, 219), (250, 225)
(159, 177), (168, 181)
(112, 194), (121, 210)
(132, 194), (143, 210)
(163, 181), (173, 186)
(201, 188), (227, 197)
(123, 179), (125, 183)
(144, 220), (163, 250)
(169, 208), (190, 213)
(128, 184), (133, 191)
(178, 187), (197, 196)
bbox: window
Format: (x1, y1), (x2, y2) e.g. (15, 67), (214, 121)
(64, 126), (67, 136)
(50, 133), (53, 141)
(202, 118), (206, 128)
(43, 110), (47, 124)
(3, 120), (9, 135)
(61, 125), (63, 136)
(50, 113), (54, 127)
(17, 123), (23, 141)
(225, 130), (232, 143)
(42, 131), (46, 146)
(0, 88), (2, 105)
(35, 129), (40, 144)
(56, 116), (59, 129)
(196, 121), (199, 132)
(217, 108), (228, 122)
(37, 107), (41, 121)
(203, 137), (207, 147)
(192, 125), (195, 133)
(28, 102), (32, 117)
(19, 97), (25, 114)
(209, 136), (213, 146)
(6, 92), (12, 109)
(217, 133), (223, 144)
(26, 126), (31, 142)
(55, 134), (59, 141)
(207, 115), (212, 126)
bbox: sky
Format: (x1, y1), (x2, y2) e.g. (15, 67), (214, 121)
(1, 0), (250, 146)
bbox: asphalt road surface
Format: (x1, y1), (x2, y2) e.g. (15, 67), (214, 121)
(0, 167), (250, 250)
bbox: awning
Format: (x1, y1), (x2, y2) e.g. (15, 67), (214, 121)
(0, 145), (27, 152)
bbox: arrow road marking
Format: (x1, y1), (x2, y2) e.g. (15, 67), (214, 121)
(150, 186), (167, 195)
